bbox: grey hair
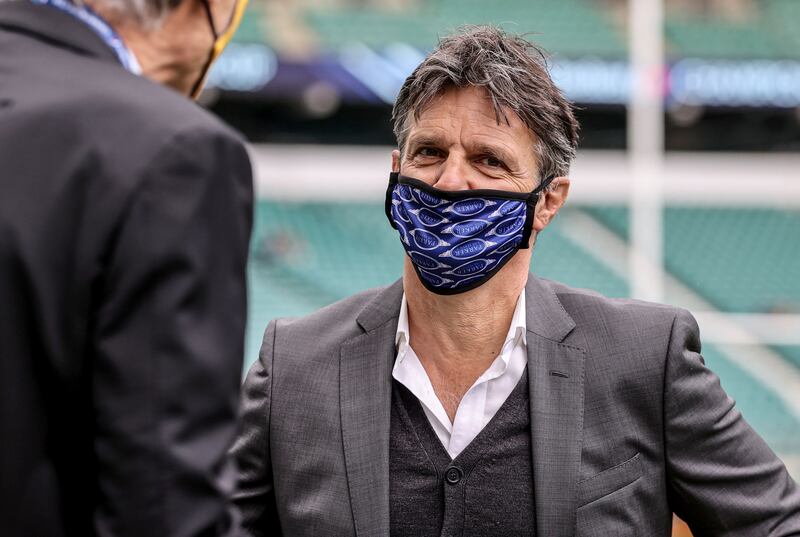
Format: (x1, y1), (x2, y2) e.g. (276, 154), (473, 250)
(78, 0), (182, 27)
(392, 26), (580, 183)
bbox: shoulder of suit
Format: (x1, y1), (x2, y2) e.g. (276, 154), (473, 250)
(22, 48), (245, 162)
(539, 277), (686, 335)
(270, 286), (390, 350)
(82, 67), (240, 144)
(533, 279), (698, 380)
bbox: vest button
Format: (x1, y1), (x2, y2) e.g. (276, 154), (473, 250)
(445, 466), (463, 485)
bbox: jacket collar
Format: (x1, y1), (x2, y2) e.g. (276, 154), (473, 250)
(524, 275), (576, 342)
(524, 276), (585, 537)
(341, 283), (401, 537)
(355, 278), (404, 333)
(354, 274), (576, 341)
(0, 1), (120, 66)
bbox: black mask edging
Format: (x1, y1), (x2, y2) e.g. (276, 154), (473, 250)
(190, 0), (220, 98)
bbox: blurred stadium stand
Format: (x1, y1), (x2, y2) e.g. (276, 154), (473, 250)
(305, 0), (626, 57)
(227, 0), (800, 60)
(206, 0), (800, 151)
(588, 207), (800, 313)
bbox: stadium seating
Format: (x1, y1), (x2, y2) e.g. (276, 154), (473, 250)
(304, 0), (625, 57)
(779, 346), (800, 370)
(231, 2), (270, 44)
(663, 0), (800, 61)
(587, 207), (800, 313)
(763, 0), (800, 59)
(234, 0), (800, 60)
(664, 19), (784, 59)
(701, 343), (799, 453)
(306, 8), (439, 50)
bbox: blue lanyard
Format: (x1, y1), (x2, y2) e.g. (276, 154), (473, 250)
(31, 0), (142, 74)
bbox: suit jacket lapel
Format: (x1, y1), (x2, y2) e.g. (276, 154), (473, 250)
(525, 276), (586, 537)
(340, 280), (403, 537)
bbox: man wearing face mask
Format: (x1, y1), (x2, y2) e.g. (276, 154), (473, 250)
(0, 0), (252, 535)
(231, 27), (800, 537)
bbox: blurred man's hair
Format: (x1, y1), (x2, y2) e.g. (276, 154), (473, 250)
(392, 26), (580, 182)
(83, 0), (182, 26)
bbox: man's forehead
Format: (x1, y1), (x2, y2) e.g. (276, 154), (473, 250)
(405, 86), (536, 148)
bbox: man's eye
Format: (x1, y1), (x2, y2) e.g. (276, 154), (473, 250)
(479, 156), (504, 168)
(417, 147), (441, 158)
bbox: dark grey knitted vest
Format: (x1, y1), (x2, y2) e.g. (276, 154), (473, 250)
(389, 368), (535, 537)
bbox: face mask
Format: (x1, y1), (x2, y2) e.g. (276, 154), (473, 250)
(385, 172), (553, 295)
(190, 0), (250, 99)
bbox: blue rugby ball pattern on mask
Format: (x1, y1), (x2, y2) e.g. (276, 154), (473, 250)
(385, 172), (550, 295)
(442, 218), (492, 238)
(487, 215), (526, 237)
(410, 207), (450, 227)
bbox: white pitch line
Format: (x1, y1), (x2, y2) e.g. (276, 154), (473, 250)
(247, 145), (800, 207)
(691, 313), (800, 346)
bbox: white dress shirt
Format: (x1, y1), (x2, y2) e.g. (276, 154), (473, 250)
(392, 292), (528, 459)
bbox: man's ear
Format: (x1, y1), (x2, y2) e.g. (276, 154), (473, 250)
(391, 149), (401, 173)
(533, 177), (570, 232)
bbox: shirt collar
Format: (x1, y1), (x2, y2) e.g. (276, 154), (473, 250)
(395, 291), (527, 354)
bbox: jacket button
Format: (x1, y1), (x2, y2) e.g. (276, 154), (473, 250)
(445, 466), (463, 485)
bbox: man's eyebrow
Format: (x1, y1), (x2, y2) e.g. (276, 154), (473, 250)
(405, 135), (446, 149)
(472, 143), (517, 165)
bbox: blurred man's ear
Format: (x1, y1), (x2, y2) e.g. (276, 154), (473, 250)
(533, 177), (570, 232)
(391, 149), (401, 173)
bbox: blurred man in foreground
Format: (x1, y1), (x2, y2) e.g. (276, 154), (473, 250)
(231, 27), (800, 536)
(0, 0), (252, 534)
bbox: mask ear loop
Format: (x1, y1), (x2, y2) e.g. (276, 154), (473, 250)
(518, 175), (554, 250)
(385, 172), (400, 230)
(190, 0), (220, 99)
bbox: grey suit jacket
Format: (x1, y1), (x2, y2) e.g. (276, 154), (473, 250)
(232, 276), (800, 537)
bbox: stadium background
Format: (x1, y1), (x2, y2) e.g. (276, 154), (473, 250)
(203, 1), (799, 534)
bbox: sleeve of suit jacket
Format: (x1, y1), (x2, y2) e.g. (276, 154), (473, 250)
(230, 320), (283, 537)
(91, 127), (253, 537)
(664, 309), (800, 536)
